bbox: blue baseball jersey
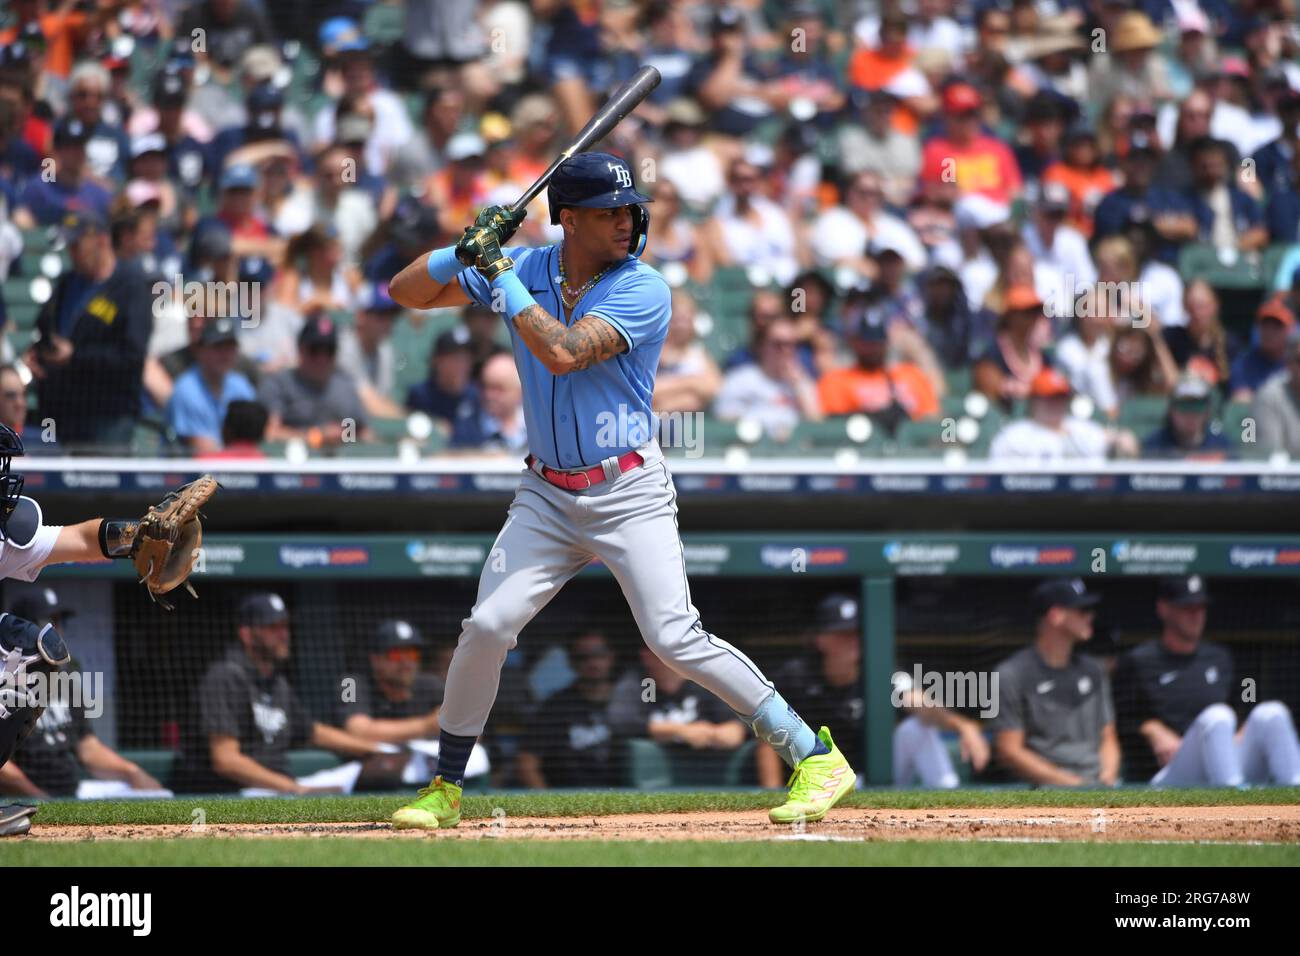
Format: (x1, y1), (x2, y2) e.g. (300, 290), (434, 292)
(458, 245), (671, 469)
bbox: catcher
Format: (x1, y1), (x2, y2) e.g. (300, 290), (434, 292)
(0, 423), (216, 835)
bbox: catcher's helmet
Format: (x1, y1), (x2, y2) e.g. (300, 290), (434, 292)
(0, 424), (24, 534)
(548, 151), (653, 257)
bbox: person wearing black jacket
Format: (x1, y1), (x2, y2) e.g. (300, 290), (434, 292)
(25, 211), (152, 450)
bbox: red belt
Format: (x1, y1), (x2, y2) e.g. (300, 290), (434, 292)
(526, 451), (645, 491)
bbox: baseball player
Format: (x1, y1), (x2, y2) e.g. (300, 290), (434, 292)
(1112, 575), (1300, 786)
(0, 423), (210, 835)
(388, 152), (855, 828)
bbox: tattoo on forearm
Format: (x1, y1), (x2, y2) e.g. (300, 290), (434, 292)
(514, 306), (627, 371)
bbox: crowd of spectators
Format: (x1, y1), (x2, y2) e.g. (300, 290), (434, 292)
(1, 1), (1299, 460)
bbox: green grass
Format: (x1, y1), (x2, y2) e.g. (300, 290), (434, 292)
(23, 786), (1300, 827)
(3, 838), (1295, 867)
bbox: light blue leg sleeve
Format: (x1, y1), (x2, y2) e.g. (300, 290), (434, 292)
(741, 690), (821, 769)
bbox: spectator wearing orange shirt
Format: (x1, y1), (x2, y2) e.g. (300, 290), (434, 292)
(819, 310), (939, 430)
(425, 133), (493, 238)
(1041, 124), (1117, 238)
(920, 83), (1022, 206)
(0, 0), (100, 82)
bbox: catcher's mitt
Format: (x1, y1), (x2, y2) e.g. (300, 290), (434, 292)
(132, 475), (219, 609)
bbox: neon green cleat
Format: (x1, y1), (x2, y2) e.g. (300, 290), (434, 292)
(392, 776), (462, 830)
(769, 727), (856, 825)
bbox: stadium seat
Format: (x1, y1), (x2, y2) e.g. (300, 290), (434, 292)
(1117, 395), (1168, 435)
(362, 2), (405, 44)
(626, 739), (673, 789)
(1177, 243), (1269, 290)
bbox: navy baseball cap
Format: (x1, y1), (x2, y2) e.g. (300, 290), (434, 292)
(53, 118), (90, 148)
(548, 152), (652, 224)
(154, 71), (187, 107)
(62, 210), (106, 242)
(433, 326), (472, 357)
(816, 594), (859, 632)
(851, 309), (888, 342)
(299, 313), (339, 349)
(11, 587), (74, 624)
(239, 592), (289, 626)
(1158, 575), (1211, 606)
(199, 316), (239, 347)
(220, 164), (258, 191)
(1032, 577), (1101, 614)
(371, 619), (425, 652)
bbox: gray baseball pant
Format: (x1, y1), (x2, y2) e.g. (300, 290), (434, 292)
(1151, 701), (1300, 786)
(439, 442), (775, 737)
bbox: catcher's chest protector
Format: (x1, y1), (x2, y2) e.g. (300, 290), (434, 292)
(0, 614), (69, 770)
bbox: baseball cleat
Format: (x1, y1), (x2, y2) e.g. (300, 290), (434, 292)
(769, 727), (856, 825)
(392, 776), (462, 830)
(0, 804), (36, 837)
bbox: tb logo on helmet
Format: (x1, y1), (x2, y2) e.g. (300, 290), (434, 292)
(608, 162), (633, 189)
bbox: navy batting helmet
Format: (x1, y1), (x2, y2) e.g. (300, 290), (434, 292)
(548, 151), (653, 257)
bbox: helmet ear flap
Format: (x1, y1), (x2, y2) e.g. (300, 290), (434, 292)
(630, 204), (650, 258)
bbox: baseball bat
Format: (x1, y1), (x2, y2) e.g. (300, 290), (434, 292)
(509, 65), (662, 214)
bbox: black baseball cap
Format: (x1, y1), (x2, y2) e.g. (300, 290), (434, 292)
(298, 313), (339, 350)
(11, 587), (74, 625)
(1158, 575), (1211, 606)
(199, 316), (239, 347)
(239, 592), (289, 626)
(1032, 577), (1101, 615)
(154, 71), (187, 107)
(371, 619), (425, 652)
(433, 326), (472, 358)
(52, 117), (90, 148)
(816, 594), (859, 633)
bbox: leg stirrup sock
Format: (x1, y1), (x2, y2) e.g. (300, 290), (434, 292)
(741, 691), (823, 768)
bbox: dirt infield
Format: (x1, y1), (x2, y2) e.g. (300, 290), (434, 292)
(25, 804), (1300, 844)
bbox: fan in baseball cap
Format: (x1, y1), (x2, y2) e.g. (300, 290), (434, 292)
(1031, 577), (1100, 616)
(1157, 575), (1211, 606)
(239, 592), (289, 626)
(816, 594), (860, 633)
(371, 619), (426, 653)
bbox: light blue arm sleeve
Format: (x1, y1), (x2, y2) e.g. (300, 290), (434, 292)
(456, 246), (530, 308)
(585, 271), (671, 351)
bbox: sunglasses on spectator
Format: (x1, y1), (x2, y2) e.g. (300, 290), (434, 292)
(765, 337), (799, 349)
(305, 344), (336, 357)
(2, 391), (22, 401)
(382, 648), (420, 663)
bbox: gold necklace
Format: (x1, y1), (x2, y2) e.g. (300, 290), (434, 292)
(557, 247), (617, 309)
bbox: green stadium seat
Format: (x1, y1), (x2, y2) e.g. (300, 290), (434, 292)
(116, 750), (177, 788)
(626, 739), (673, 789)
(288, 749), (342, 778)
(1177, 243), (1269, 290)
(1116, 395), (1169, 435)
(362, 2), (405, 44)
